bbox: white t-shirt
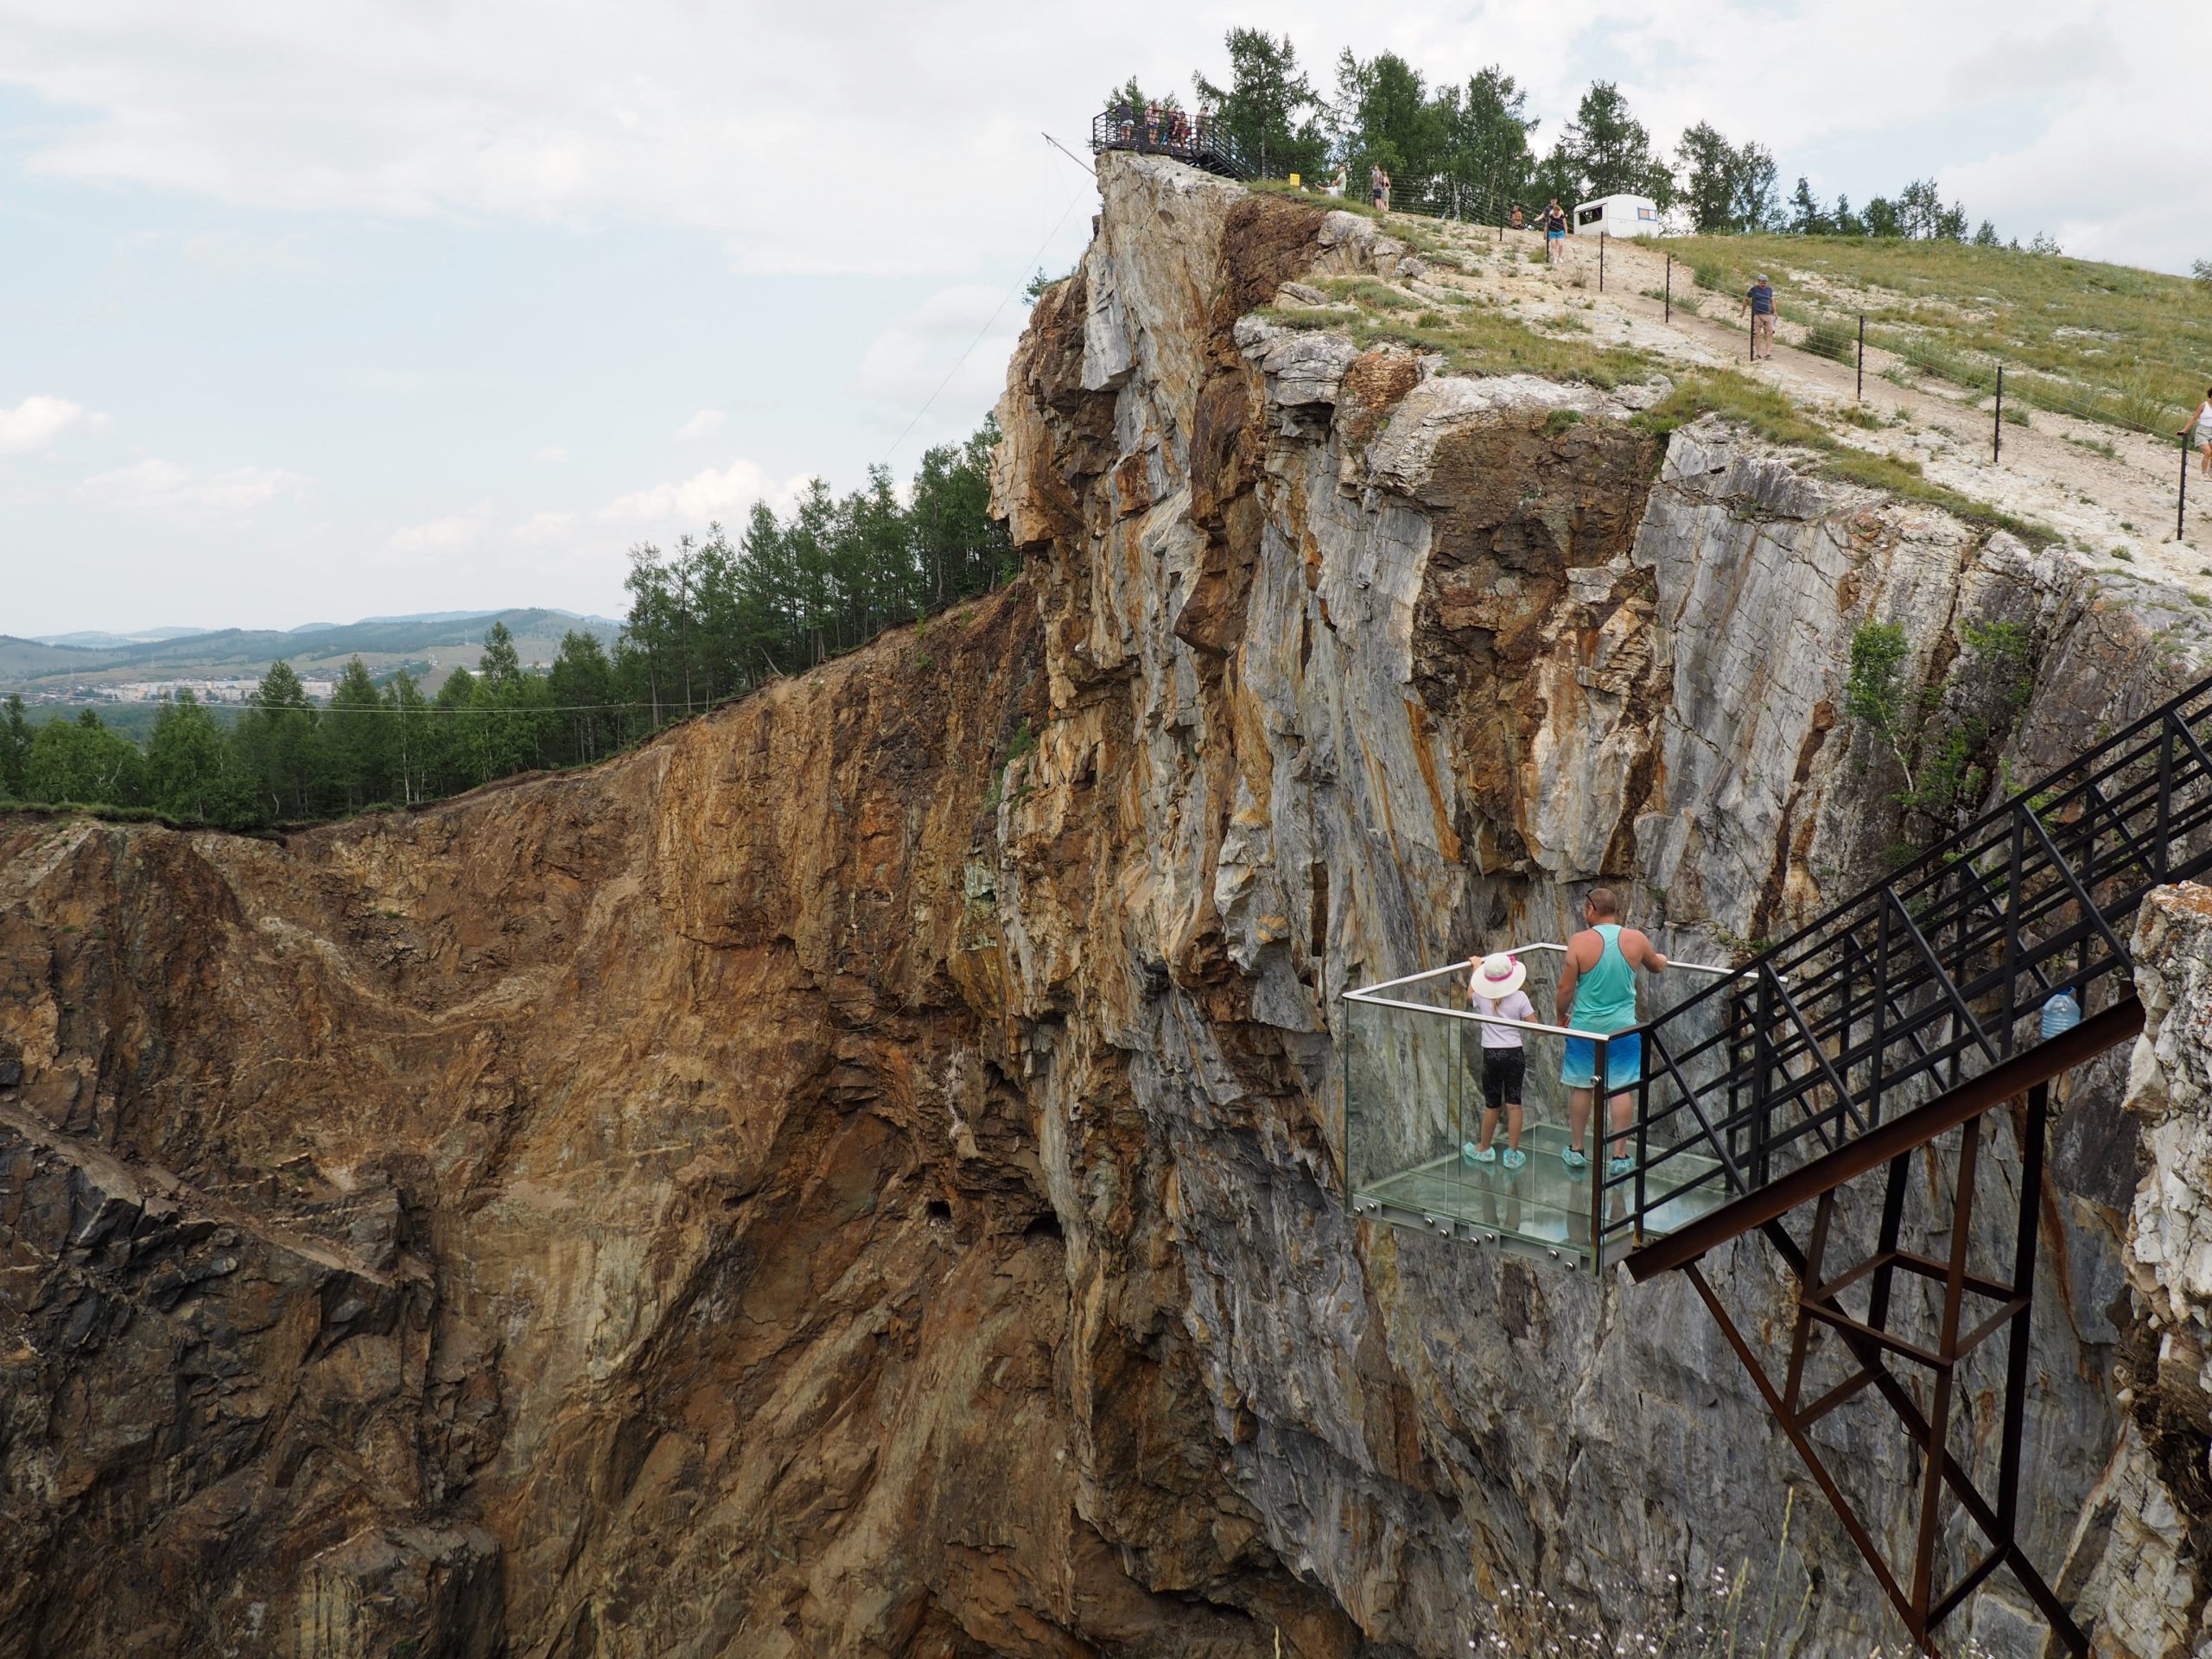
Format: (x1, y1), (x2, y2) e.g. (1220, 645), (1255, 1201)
(2195, 400), (2212, 441)
(1471, 989), (1535, 1048)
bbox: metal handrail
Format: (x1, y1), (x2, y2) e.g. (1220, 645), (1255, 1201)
(1603, 664), (2212, 1254)
(1090, 107), (1251, 181)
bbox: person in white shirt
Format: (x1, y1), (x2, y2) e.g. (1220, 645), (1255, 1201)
(2183, 388), (2212, 479)
(1463, 952), (1535, 1170)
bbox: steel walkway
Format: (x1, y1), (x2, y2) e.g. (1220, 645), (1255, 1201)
(1605, 670), (2212, 1653)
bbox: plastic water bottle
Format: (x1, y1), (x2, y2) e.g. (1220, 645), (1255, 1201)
(2041, 989), (2081, 1040)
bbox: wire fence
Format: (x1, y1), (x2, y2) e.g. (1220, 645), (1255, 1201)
(1656, 260), (2199, 441)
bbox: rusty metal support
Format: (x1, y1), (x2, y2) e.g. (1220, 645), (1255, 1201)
(1680, 1103), (2088, 1656)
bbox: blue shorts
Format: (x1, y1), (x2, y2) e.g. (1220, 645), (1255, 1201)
(1562, 1033), (1641, 1091)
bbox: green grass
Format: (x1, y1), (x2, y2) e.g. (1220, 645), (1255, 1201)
(1798, 319), (1856, 363)
(1256, 297), (1647, 388)
(1318, 276), (1419, 312)
(1636, 370), (2058, 548)
(1690, 255), (1735, 293)
(1667, 232), (2210, 435)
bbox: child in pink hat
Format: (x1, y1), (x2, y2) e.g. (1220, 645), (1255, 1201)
(1464, 951), (1535, 1170)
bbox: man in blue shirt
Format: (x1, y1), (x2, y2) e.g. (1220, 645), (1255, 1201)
(1741, 275), (1775, 359)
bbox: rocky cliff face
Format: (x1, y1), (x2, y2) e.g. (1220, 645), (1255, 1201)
(3, 152), (2208, 1657)
(2056, 885), (2212, 1659)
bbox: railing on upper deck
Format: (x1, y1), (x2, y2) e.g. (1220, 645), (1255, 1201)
(1090, 106), (1251, 181)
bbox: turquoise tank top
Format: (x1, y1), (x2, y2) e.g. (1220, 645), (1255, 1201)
(1570, 925), (1639, 1033)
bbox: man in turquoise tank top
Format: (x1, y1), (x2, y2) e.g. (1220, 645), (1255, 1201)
(1552, 887), (1669, 1175)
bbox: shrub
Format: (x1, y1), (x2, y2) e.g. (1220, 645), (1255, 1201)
(1799, 319), (1855, 362)
(1322, 276), (1419, 312)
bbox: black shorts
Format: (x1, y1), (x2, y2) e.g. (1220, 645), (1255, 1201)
(1469, 1046), (1525, 1115)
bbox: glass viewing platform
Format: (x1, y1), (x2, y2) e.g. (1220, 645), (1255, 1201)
(1342, 944), (1742, 1274)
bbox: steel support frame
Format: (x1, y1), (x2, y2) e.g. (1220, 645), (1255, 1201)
(1681, 1083), (2084, 1656)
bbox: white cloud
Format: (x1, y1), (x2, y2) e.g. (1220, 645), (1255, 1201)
(855, 283), (1025, 454)
(531, 445), (570, 464)
(6, 1), (2197, 270)
(385, 505), (493, 555)
(76, 457), (300, 513)
(0, 0), (1108, 274)
(176, 228), (315, 276)
(512, 509), (578, 543)
(673, 407), (724, 441)
(598, 455), (803, 526)
(0, 395), (96, 454)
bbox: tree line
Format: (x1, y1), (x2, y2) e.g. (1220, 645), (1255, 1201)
(1135, 29), (2044, 248)
(0, 419), (1011, 826)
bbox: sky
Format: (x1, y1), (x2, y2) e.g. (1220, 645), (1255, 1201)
(3, 0), (2205, 637)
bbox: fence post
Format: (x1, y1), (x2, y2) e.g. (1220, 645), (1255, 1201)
(1599, 228), (1606, 293)
(2184, 432), (2193, 544)
(1857, 315), (1865, 401)
(1664, 253), (1672, 324)
(1590, 1037), (1608, 1273)
(1993, 364), (2004, 462)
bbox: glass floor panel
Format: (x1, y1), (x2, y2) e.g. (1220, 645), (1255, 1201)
(1342, 945), (1745, 1274)
(1351, 1125), (1732, 1270)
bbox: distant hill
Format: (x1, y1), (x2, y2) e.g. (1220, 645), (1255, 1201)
(29, 626), (211, 649)
(1, 607), (625, 695)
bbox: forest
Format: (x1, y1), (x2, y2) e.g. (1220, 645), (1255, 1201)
(0, 420), (1010, 827)
(1154, 29), (2042, 248)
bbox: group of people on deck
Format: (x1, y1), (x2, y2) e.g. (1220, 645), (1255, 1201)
(1460, 887), (1669, 1179)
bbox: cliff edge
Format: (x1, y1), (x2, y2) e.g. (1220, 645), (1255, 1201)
(3, 151), (2209, 1656)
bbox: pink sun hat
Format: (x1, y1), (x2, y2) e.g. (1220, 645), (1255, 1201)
(1469, 951), (1528, 1000)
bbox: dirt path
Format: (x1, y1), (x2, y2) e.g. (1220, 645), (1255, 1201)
(1407, 220), (2212, 594)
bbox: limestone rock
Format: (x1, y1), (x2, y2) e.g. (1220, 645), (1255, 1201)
(6, 149), (2211, 1656)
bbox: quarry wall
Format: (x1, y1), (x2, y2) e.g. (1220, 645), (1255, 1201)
(3, 151), (2211, 1656)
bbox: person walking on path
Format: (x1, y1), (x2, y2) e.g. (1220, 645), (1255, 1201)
(1541, 199), (1567, 262)
(1554, 887), (1669, 1175)
(2182, 387), (2212, 478)
(1741, 274), (1776, 359)
(1462, 953), (1535, 1170)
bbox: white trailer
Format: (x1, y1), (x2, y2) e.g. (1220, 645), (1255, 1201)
(1573, 195), (1661, 238)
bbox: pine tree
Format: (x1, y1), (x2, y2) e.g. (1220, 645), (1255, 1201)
(321, 657), (391, 810)
(1444, 67), (1538, 219)
(477, 621), (523, 691)
(547, 630), (615, 766)
(28, 709), (145, 807)
(1193, 29), (1327, 181)
(1552, 81), (1674, 207)
(0, 694), (29, 798)
(1676, 123), (1738, 232)
(147, 691), (250, 823)
(1787, 177), (1831, 236)
(237, 659), (318, 819)
(429, 666), (480, 792)
(384, 670), (431, 805)
(1332, 50), (1442, 188)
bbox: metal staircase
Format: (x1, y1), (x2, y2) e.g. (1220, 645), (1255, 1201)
(1605, 670), (2212, 1653)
